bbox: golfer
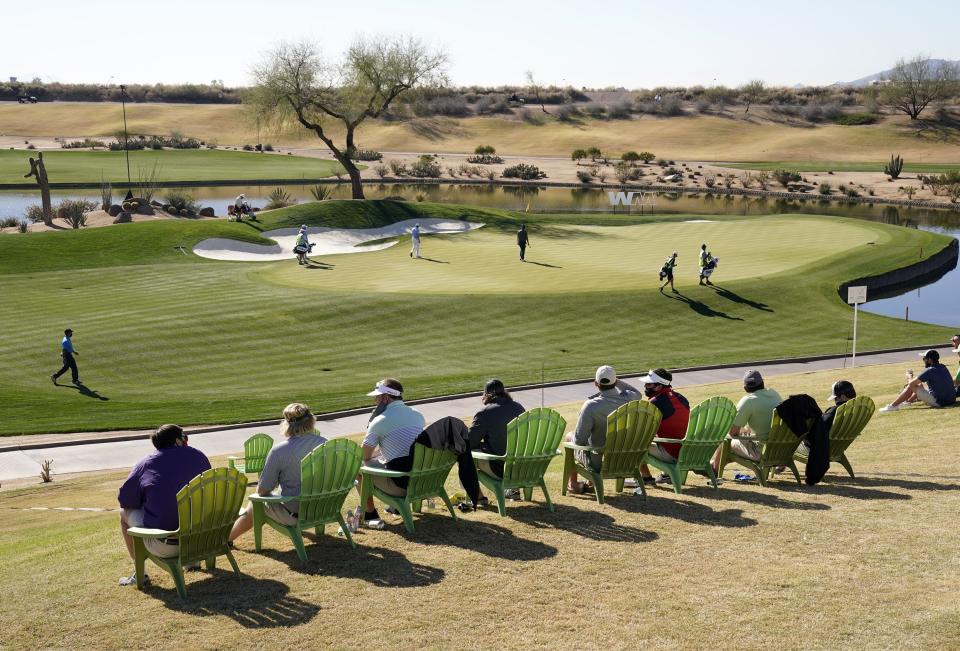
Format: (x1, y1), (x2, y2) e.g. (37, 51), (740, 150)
(410, 223), (421, 259)
(294, 226), (311, 266)
(51, 328), (80, 385)
(517, 224), (530, 261)
(698, 243), (709, 284)
(659, 251), (678, 293)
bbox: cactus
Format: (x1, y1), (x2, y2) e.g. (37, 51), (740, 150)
(39, 459), (53, 483)
(884, 154), (904, 180)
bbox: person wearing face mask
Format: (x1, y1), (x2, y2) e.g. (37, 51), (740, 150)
(637, 368), (690, 484)
(358, 378), (425, 529)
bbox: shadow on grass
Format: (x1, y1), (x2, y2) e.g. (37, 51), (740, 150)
(778, 481), (909, 501)
(710, 487), (831, 511)
(524, 260), (563, 268)
(823, 474), (960, 493)
(509, 503), (658, 543)
(607, 493), (759, 528)
(710, 285), (774, 312)
(398, 513), (558, 560)
(260, 542), (445, 587)
(304, 259), (335, 269)
(406, 117), (469, 141)
(661, 290), (744, 321)
(55, 380), (109, 401)
(153, 572), (319, 627)
(417, 256), (450, 264)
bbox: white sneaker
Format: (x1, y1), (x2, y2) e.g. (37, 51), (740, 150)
(879, 404), (900, 413)
(623, 478), (639, 488)
(362, 517), (385, 530)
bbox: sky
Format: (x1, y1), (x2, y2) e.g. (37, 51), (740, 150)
(2, 0), (959, 89)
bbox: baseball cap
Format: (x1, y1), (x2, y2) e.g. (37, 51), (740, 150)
(637, 369), (671, 386)
(366, 379), (403, 397)
(595, 365), (617, 386)
(919, 349), (940, 361)
(743, 370), (763, 389)
(827, 380), (856, 402)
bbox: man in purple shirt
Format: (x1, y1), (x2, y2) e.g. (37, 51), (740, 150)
(117, 424), (211, 586)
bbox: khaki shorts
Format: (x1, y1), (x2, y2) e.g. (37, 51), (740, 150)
(914, 386), (942, 408)
(647, 443), (677, 463)
(475, 458), (502, 478)
(365, 459), (407, 496)
(263, 501), (299, 526)
(124, 508), (179, 558)
(729, 437), (762, 461)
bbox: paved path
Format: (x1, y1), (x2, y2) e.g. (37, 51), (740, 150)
(0, 349), (940, 483)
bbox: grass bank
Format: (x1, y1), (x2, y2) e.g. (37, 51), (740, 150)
(1, 362), (958, 648)
(0, 200), (952, 435)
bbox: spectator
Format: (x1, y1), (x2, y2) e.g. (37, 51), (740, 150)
(952, 335), (960, 394)
(637, 368), (691, 483)
(359, 378), (425, 528)
(880, 349), (956, 412)
(711, 370), (782, 471)
(117, 424), (211, 586)
(229, 403), (327, 542)
(469, 378), (525, 502)
(565, 365), (641, 493)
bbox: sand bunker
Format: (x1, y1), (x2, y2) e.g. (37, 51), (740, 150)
(193, 218), (483, 261)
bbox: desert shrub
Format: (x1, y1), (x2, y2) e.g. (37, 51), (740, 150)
(61, 138), (106, 149)
(164, 190), (199, 213)
(621, 151), (641, 163)
(571, 149), (588, 163)
(374, 164), (389, 178)
(474, 145), (496, 155)
(502, 163), (546, 180)
(658, 96), (684, 116)
(100, 182), (112, 210)
(17, 220), (28, 233)
(447, 166), (458, 178)
(607, 100), (633, 119)
(556, 104), (581, 122)
(242, 144), (254, 151)
(637, 151), (656, 163)
(899, 186), (917, 199)
(349, 148), (383, 161)
(415, 193), (425, 202)
(656, 158), (668, 166)
(586, 147), (602, 160)
(770, 103), (801, 117)
(801, 103), (823, 122)
(310, 185), (332, 201)
(25, 205), (46, 223)
(838, 184), (847, 193)
(428, 96), (469, 117)
(206, 142), (218, 149)
(834, 113), (878, 125)
(150, 140), (164, 150)
(845, 188), (860, 198)
(388, 159), (408, 175)
(586, 105), (607, 119)
(703, 172), (716, 188)
(409, 156), (442, 178)
(56, 199), (96, 229)
(265, 187), (296, 210)
(819, 182), (831, 195)
(821, 103), (843, 121)
(467, 153), (503, 164)
(0, 217), (19, 228)
(695, 99), (712, 113)
(773, 169), (802, 187)
(264, 144), (274, 151)
(109, 139), (145, 151)
(475, 95), (510, 114)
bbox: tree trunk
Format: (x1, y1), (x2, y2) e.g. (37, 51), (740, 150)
(24, 153), (53, 226)
(342, 126), (364, 199)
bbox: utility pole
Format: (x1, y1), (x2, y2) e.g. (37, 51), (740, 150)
(119, 84), (133, 199)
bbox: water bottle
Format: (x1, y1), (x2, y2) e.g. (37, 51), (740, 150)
(353, 506), (363, 532)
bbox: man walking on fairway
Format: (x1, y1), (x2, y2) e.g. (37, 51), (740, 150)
(410, 223), (421, 259)
(517, 223), (530, 261)
(51, 328), (80, 385)
(698, 243), (709, 285)
(659, 251), (679, 293)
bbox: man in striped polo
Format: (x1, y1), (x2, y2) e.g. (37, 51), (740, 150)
(359, 378), (425, 529)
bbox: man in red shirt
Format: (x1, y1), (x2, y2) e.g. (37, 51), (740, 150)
(638, 368), (690, 483)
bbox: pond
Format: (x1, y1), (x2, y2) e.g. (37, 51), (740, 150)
(2, 183), (957, 327)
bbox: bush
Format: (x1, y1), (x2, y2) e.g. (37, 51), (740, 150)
(586, 105), (607, 119)
(703, 172), (716, 188)
(17, 220), (27, 233)
(374, 163), (389, 178)
(428, 96), (469, 117)
(206, 142), (218, 149)
(265, 187), (296, 210)
(150, 140), (164, 150)
(556, 104), (581, 122)
(0, 217), (19, 228)
(264, 144), (274, 152)
(409, 156), (442, 178)
(310, 185), (332, 201)
(388, 159), (408, 175)
(821, 103), (843, 121)
(577, 170), (593, 183)
(25, 205), (47, 223)
(846, 188), (860, 198)
(61, 138), (106, 149)
(242, 144), (254, 151)
(586, 147), (601, 161)
(834, 112), (879, 125)
(502, 163), (546, 180)
(349, 148), (383, 161)
(571, 149), (588, 163)
(637, 151), (656, 163)
(109, 139), (145, 151)
(658, 96), (684, 116)
(621, 151), (641, 163)
(695, 99), (712, 113)
(467, 154), (503, 164)
(56, 199), (97, 229)
(773, 169), (802, 187)
(608, 101), (633, 119)
(801, 104), (823, 122)
(164, 190), (199, 213)
(818, 182), (831, 195)
(474, 145), (496, 155)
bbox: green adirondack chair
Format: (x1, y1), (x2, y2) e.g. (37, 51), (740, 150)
(794, 395), (876, 478)
(647, 396), (737, 493)
(561, 400), (662, 504)
(127, 466), (247, 600)
(472, 407), (566, 515)
(249, 439), (363, 562)
(718, 411), (805, 486)
(227, 433), (274, 477)
(359, 443), (458, 533)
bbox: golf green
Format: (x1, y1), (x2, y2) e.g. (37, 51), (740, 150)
(0, 200), (952, 436)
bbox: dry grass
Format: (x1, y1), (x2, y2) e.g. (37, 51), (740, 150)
(3, 102), (959, 163)
(2, 360), (959, 650)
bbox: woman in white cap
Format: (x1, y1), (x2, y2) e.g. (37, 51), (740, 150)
(410, 223), (422, 259)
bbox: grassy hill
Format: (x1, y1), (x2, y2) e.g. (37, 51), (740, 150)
(0, 149), (345, 185)
(0, 200), (952, 435)
(3, 102), (960, 164)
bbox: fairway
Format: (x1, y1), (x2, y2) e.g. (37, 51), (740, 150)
(0, 149), (346, 185)
(0, 201), (953, 435)
(257, 218), (878, 294)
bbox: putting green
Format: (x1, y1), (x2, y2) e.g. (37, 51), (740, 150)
(256, 218), (880, 294)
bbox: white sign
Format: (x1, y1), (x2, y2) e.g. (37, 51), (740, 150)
(607, 191), (656, 208)
(847, 286), (867, 304)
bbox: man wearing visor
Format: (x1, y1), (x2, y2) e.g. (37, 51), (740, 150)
(637, 368), (690, 483)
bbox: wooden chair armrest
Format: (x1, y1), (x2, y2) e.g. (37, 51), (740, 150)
(563, 442), (602, 452)
(249, 494), (295, 503)
(471, 451), (506, 461)
(730, 435), (766, 442)
(360, 466), (407, 478)
(652, 437), (681, 444)
(127, 526), (178, 539)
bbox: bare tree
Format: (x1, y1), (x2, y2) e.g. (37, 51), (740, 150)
(525, 71), (551, 115)
(24, 152), (52, 226)
(880, 55), (960, 120)
(739, 79), (766, 114)
(249, 38), (447, 199)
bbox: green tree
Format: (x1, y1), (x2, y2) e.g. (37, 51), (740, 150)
(249, 38), (447, 199)
(739, 79), (766, 114)
(571, 148), (587, 163)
